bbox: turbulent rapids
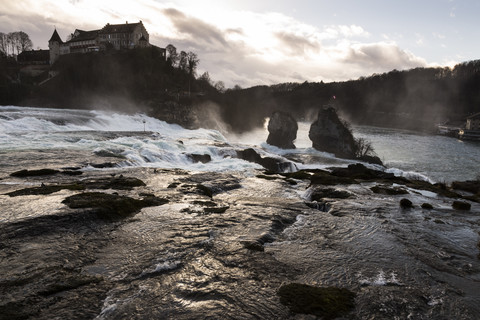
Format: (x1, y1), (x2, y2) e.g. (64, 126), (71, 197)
(0, 106), (479, 319)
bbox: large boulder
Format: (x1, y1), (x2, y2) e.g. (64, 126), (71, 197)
(267, 111), (298, 149)
(308, 107), (356, 158)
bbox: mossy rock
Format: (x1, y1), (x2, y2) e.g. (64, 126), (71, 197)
(61, 170), (83, 176)
(406, 180), (460, 199)
(283, 170), (312, 180)
(371, 185), (409, 195)
(89, 162), (117, 168)
(10, 168), (60, 177)
(400, 198), (414, 208)
(93, 150), (126, 159)
(83, 176), (146, 190)
(311, 188), (353, 201)
(62, 192), (168, 219)
(462, 195), (480, 203)
(310, 171), (356, 186)
(243, 241), (264, 252)
(330, 164), (393, 181)
(6, 184), (85, 197)
(278, 283), (355, 319)
(452, 201), (471, 211)
(196, 184), (213, 198)
(285, 179), (298, 185)
(421, 203), (434, 209)
(451, 180), (480, 194)
(192, 200), (217, 207)
(203, 206), (229, 214)
(167, 182), (181, 189)
(256, 174), (279, 181)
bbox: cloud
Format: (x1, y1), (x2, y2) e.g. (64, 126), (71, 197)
(342, 42), (427, 71)
(274, 31), (320, 55)
(162, 8), (228, 49)
(1, 0), (429, 87)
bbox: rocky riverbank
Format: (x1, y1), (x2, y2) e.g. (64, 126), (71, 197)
(1, 162), (479, 319)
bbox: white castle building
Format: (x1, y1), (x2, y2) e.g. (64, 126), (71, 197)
(48, 21), (152, 65)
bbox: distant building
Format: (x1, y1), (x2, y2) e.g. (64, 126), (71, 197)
(48, 21), (162, 65)
(17, 49), (50, 65)
(98, 21), (149, 50)
(67, 29), (101, 54)
(466, 112), (480, 130)
(48, 29), (63, 65)
(17, 49), (50, 78)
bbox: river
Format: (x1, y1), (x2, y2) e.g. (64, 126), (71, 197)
(0, 105), (479, 319)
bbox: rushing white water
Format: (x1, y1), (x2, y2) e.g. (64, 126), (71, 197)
(0, 106), (260, 172)
(1, 105), (479, 182)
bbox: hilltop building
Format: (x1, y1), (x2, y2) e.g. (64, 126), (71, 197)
(48, 21), (160, 65)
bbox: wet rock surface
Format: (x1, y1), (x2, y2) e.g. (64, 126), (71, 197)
(278, 283), (356, 319)
(62, 192), (169, 219)
(371, 185), (409, 195)
(5, 176), (147, 197)
(0, 164), (479, 319)
(10, 168), (60, 177)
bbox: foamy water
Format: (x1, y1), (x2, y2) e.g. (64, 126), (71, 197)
(1, 105), (478, 182)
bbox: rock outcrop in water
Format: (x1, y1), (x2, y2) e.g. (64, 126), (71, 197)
(309, 106), (356, 158)
(237, 148), (295, 172)
(266, 111), (298, 149)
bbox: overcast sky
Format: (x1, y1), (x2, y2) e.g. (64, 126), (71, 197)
(2, 0), (479, 87)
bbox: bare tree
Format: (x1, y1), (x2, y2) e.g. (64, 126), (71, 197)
(0, 31), (33, 56)
(0, 32), (7, 55)
(354, 137), (376, 158)
(9, 32), (24, 55)
(18, 31), (33, 52)
(6, 32), (15, 56)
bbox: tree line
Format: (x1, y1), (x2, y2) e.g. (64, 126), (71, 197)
(210, 60), (480, 133)
(164, 44), (226, 94)
(165, 44), (199, 77)
(0, 31), (33, 56)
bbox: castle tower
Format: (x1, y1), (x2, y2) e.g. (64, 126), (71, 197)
(48, 29), (63, 65)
